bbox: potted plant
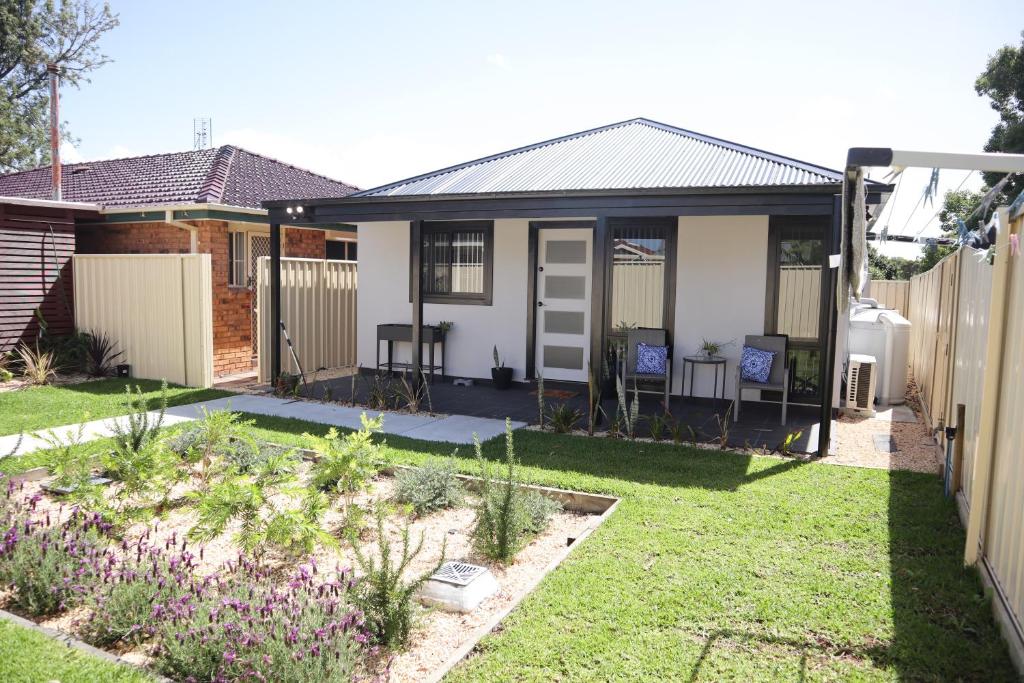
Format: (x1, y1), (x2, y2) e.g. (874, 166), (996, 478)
(699, 338), (721, 358)
(491, 345), (513, 389)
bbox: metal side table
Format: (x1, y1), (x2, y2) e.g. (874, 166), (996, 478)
(682, 354), (726, 407)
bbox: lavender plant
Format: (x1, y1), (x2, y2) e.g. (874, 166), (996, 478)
(152, 557), (367, 682)
(80, 533), (199, 647)
(0, 484), (109, 616)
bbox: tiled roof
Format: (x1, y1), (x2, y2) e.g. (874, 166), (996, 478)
(0, 146), (358, 209)
(357, 118), (844, 197)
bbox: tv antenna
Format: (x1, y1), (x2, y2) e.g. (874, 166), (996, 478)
(193, 118), (212, 149)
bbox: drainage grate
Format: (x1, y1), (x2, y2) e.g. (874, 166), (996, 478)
(431, 561), (488, 586)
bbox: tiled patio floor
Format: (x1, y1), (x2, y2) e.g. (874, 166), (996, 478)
(302, 375), (824, 454)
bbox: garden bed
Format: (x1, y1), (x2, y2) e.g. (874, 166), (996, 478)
(0, 416), (617, 682)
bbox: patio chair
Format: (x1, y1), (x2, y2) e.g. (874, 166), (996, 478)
(734, 334), (789, 425)
(620, 328), (672, 407)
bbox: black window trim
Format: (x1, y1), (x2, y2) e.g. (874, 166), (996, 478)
(409, 220), (494, 306)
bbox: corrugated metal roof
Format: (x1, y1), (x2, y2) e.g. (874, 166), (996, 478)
(357, 118), (843, 197)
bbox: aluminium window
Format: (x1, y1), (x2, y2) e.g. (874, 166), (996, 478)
(412, 221), (494, 305)
(228, 231), (247, 287)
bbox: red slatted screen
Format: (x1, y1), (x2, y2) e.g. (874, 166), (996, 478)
(0, 203), (80, 352)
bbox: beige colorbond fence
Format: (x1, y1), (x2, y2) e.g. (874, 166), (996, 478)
(257, 258), (357, 383)
(868, 279), (910, 315)
(908, 251), (961, 431)
(907, 207), (1024, 670)
(73, 254), (213, 387)
(611, 261), (664, 328)
(777, 265), (822, 339)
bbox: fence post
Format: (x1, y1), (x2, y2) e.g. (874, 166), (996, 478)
(965, 207), (1012, 566)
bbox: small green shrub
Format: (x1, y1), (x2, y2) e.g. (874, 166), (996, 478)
(546, 402), (583, 434)
(188, 450), (333, 558)
(15, 343), (59, 385)
(648, 412), (668, 441)
(170, 408), (255, 481)
(352, 505), (445, 648)
(471, 420), (561, 563)
(110, 382), (167, 456)
(520, 489), (562, 533)
(306, 413), (383, 517)
(394, 458), (465, 516)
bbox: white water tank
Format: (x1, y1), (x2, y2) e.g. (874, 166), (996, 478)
(848, 302), (911, 405)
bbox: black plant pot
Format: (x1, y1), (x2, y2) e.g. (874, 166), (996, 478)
(491, 367), (513, 390)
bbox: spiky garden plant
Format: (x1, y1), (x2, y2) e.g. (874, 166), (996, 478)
(82, 330), (123, 377)
(15, 343), (59, 385)
(351, 505), (445, 648)
(109, 381), (167, 456)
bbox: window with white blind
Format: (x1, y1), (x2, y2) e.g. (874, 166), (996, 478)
(228, 231), (247, 287)
(413, 221), (494, 305)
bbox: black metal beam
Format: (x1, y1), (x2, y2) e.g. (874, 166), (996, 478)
(818, 195), (843, 456)
(265, 189), (896, 226)
(591, 216), (610, 387)
(410, 219), (423, 392)
(270, 222), (281, 386)
(846, 147), (894, 169)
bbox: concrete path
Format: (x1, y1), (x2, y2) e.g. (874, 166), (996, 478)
(0, 394), (524, 457)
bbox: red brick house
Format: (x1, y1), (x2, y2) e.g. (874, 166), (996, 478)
(0, 146), (358, 377)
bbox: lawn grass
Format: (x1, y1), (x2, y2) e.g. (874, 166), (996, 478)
(0, 408), (1016, 681)
(0, 378), (233, 436)
(0, 619), (153, 683)
(238, 412), (1018, 681)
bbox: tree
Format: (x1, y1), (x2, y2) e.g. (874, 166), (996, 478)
(975, 31), (1024, 197)
(938, 188), (986, 237)
(0, 1), (118, 172)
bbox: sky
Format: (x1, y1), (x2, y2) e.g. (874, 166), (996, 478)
(56, 0), (1023, 248)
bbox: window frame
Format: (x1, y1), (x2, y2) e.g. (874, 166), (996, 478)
(409, 220), (494, 306)
(604, 217), (677, 339)
(228, 230), (248, 288)
(764, 216), (830, 405)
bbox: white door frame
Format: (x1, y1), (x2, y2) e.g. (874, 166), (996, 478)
(533, 227), (593, 382)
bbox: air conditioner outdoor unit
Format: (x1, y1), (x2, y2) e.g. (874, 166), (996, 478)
(846, 353), (877, 416)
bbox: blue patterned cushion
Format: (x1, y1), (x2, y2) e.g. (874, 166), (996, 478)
(740, 345), (775, 384)
(635, 343), (668, 375)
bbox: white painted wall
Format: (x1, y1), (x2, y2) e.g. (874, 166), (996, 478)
(356, 219), (530, 381)
(673, 215), (769, 399)
(357, 215), (773, 397)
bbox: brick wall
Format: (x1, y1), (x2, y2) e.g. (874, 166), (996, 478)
(285, 227), (326, 259)
(78, 220), (327, 377)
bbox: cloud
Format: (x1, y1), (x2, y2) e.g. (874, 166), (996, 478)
(485, 53), (511, 70)
(59, 141), (84, 164)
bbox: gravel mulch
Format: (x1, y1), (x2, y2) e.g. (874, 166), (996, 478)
(823, 379), (943, 474)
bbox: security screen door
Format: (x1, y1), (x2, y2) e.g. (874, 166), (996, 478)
(535, 228), (592, 382)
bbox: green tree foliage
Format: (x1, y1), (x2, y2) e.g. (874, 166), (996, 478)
(0, 0), (119, 171)
(975, 31), (1024, 196)
(938, 189), (986, 236)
